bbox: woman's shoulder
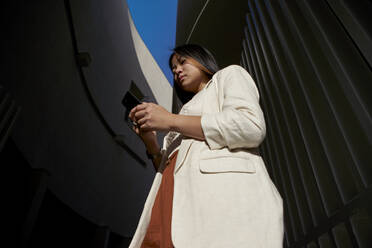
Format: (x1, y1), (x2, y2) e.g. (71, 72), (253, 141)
(211, 64), (258, 96)
(213, 64), (248, 79)
(211, 64), (250, 86)
(217, 64), (246, 73)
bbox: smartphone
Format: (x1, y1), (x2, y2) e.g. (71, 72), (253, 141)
(122, 91), (141, 111)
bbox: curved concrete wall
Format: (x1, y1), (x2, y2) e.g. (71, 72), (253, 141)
(4, 0), (172, 237)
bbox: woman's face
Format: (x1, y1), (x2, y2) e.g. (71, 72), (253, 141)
(171, 54), (209, 93)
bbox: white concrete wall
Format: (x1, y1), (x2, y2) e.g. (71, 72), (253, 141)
(128, 9), (173, 112)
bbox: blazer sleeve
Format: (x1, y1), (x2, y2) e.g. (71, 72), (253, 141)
(200, 65), (266, 150)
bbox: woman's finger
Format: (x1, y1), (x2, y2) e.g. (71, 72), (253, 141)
(129, 106), (137, 120)
(129, 103), (147, 120)
(134, 109), (147, 120)
(132, 125), (139, 135)
(135, 102), (148, 111)
(137, 115), (149, 126)
(139, 123), (150, 131)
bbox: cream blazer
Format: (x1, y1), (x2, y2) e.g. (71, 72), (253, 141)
(129, 65), (284, 248)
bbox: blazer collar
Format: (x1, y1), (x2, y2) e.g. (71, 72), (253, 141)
(205, 78), (213, 89)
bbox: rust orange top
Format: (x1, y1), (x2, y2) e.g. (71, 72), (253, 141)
(141, 150), (179, 248)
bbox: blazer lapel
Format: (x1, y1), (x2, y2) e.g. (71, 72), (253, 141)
(174, 78), (218, 175)
(202, 77), (220, 114)
(174, 138), (194, 174)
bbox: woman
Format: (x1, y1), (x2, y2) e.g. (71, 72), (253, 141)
(128, 44), (284, 248)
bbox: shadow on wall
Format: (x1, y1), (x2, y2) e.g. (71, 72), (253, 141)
(1, 0), (175, 247)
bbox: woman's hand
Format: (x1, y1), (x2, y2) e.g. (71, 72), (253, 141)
(129, 104), (160, 154)
(129, 104), (164, 171)
(131, 122), (157, 143)
(129, 102), (205, 141)
(130, 102), (174, 132)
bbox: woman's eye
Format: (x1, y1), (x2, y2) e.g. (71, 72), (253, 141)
(180, 60), (185, 64)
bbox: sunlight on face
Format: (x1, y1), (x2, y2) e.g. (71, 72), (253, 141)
(171, 54), (209, 93)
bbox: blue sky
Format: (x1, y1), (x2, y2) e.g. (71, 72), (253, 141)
(127, 0), (178, 85)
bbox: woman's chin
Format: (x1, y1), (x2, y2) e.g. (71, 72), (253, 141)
(177, 81), (197, 93)
(180, 85), (196, 93)
(178, 82), (189, 90)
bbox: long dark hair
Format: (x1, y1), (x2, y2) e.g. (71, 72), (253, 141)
(168, 44), (219, 104)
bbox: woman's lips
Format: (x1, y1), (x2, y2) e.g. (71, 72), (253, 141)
(179, 75), (186, 81)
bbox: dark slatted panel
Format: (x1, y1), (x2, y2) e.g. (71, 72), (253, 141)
(240, 0), (372, 247)
(0, 85), (21, 152)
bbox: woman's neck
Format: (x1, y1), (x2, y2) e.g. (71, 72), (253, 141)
(195, 76), (211, 93)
